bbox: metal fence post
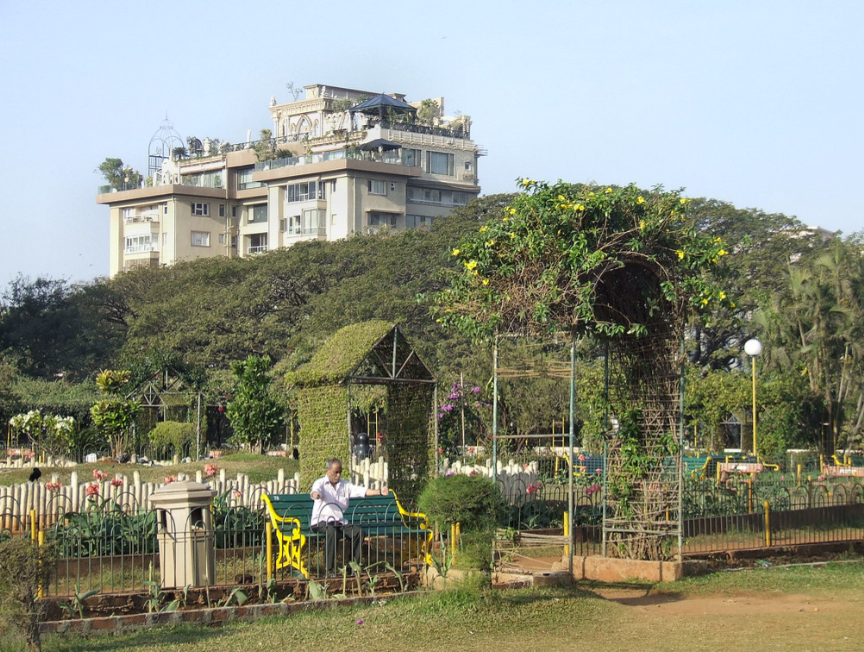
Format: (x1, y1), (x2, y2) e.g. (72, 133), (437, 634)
(763, 500), (771, 548)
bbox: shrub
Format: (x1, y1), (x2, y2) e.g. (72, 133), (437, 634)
(0, 538), (56, 651)
(148, 421), (195, 458)
(417, 473), (503, 532)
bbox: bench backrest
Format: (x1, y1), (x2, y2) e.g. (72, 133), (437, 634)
(262, 493), (408, 530)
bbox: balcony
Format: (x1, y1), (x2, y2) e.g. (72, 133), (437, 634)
(247, 245), (269, 255)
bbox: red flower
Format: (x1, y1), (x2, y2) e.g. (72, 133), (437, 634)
(204, 463), (218, 477)
(110, 478), (124, 487)
(165, 476), (177, 484)
(86, 482), (99, 497)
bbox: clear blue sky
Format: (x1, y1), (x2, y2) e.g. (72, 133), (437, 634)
(1, 0), (861, 287)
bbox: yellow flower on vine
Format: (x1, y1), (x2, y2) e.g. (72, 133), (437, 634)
(718, 249), (728, 256)
(485, 240), (495, 247)
(451, 248), (461, 256)
(482, 278), (489, 285)
(636, 196), (645, 205)
(575, 204), (585, 211)
(676, 250), (685, 259)
(509, 232), (516, 238)
(503, 216), (509, 221)
(719, 291), (726, 299)
(557, 195), (566, 201)
(701, 298), (709, 305)
(465, 260), (478, 270)
(508, 207), (517, 215)
(605, 187), (612, 193)
(730, 302), (736, 308)
(679, 198), (689, 205)
(639, 220), (646, 230)
(480, 226), (487, 233)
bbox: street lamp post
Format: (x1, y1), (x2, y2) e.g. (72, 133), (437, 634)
(744, 339), (763, 459)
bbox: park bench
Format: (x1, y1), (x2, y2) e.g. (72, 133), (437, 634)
(260, 492), (432, 579)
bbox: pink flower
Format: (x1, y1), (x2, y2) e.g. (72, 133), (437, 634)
(595, 468), (602, 474)
(585, 484), (601, 497)
(85, 482), (99, 497)
(232, 490), (242, 499)
(110, 478), (124, 487)
(46, 481), (62, 492)
(165, 476), (177, 484)
(578, 454), (586, 462)
(470, 387), (481, 394)
(204, 463), (218, 477)
(526, 483), (539, 495)
(818, 475), (826, 482)
(92, 469), (108, 481)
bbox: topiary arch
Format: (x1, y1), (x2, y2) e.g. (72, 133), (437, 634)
(285, 321), (436, 505)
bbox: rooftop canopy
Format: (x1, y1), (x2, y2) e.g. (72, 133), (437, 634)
(350, 93), (417, 116)
(359, 138), (402, 151)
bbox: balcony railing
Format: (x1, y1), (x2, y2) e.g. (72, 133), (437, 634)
(124, 243), (158, 254)
(247, 245), (269, 255)
(285, 227), (326, 237)
(123, 213), (160, 223)
(254, 147), (412, 173)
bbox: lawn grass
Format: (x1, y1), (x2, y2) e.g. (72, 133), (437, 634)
(17, 560), (864, 652)
(0, 453), (299, 487)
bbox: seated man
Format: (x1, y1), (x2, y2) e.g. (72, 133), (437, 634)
(310, 457), (388, 575)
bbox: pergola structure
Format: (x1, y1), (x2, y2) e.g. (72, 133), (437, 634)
(286, 320), (435, 505)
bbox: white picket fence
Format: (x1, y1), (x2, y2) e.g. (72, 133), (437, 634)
(0, 454), (535, 530)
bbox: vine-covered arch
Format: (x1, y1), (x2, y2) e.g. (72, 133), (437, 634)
(286, 320), (436, 504)
(436, 180), (732, 560)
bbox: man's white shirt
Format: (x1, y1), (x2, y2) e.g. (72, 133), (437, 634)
(310, 477), (366, 527)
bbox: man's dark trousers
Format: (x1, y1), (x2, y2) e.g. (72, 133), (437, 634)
(311, 522), (364, 574)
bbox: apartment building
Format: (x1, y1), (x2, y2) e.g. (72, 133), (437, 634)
(97, 84), (484, 276)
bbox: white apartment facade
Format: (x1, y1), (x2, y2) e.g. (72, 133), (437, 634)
(97, 84), (484, 276)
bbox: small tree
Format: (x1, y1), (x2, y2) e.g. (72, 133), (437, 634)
(0, 538), (56, 651)
(8, 410), (75, 458)
(96, 158), (141, 191)
(226, 355), (283, 454)
(90, 370), (140, 458)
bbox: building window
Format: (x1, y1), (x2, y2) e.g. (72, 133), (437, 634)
(279, 218), (287, 233)
(302, 208), (326, 234)
(219, 233), (226, 244)
(390, 182), (396, 192)
(368, 212), (398, 228)
(163, 203), (169, 215)
(232, 206), (237, 218)
(191, 231), (210, 247)
(124, 234), (157, 254)
(403, 149), (421, 167)
(162, 232), (167, 246)
(248, 234), (268, 254)
(407, 214), (433, 229)
(122, 208), (134, 221)
(331, 180), (337, 192)
(368, 179), (386, 195)
(250, 204), (268, 224)
(286, 180), (319, 202)
(191, 202), (209, 216)
(219, 204), (226, 217)
(427, 151), (454, 176)
(236, 167), (263, 190)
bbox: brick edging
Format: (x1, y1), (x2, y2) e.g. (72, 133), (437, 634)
(41, 591), (420, 635)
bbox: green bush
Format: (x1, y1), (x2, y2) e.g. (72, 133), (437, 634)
(148, 421), (195, 458)
(417, 473), (503, 532)
(0, 538), (56, 652)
